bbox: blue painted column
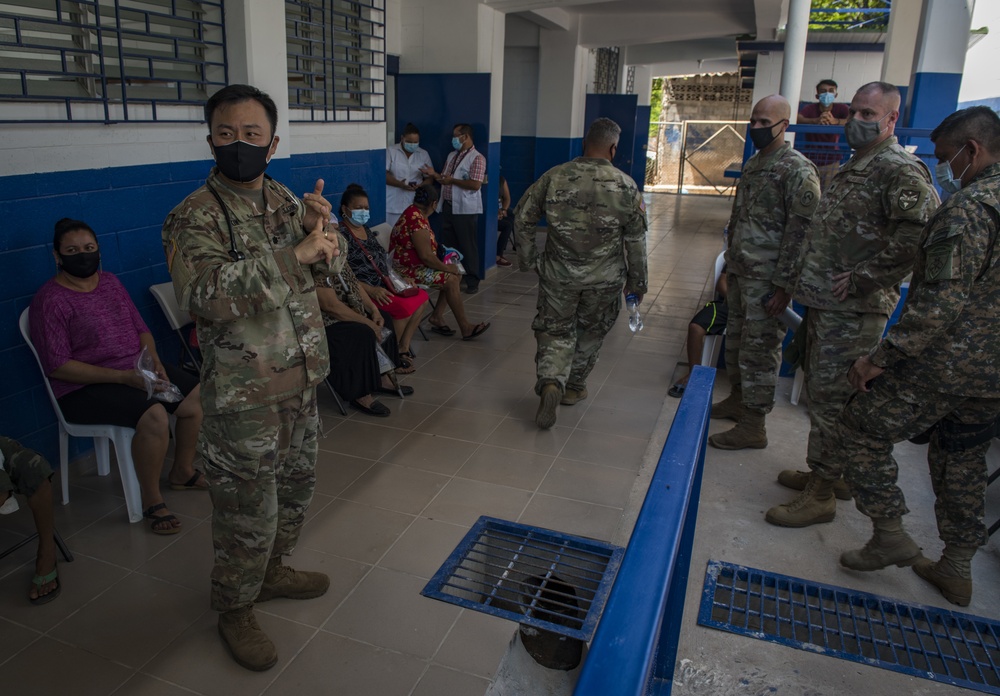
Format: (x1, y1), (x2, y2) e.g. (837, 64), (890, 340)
(908, 0), (974, 135)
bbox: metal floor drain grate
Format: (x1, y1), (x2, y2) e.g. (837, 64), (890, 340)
(421, 516), (624, 641)
(698, 560), (1000, 694)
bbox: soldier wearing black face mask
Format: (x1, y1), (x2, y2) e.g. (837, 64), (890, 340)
(709, 95), (820, 451)
(161, 83), (344, 672)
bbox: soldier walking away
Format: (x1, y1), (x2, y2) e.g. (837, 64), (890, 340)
(162, 84), (342, 670)
(833, 106), (1000, 606)
(766, 81), (939, 528)
(708, 95), (820, 450)
(513, 117), (648, 429)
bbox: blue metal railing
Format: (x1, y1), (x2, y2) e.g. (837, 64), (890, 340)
(573, 365), (714, 696)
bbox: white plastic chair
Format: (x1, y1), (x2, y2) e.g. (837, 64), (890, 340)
(19, 308), (144, 523)
(150, 282), (200, 371)
(370, 222), (392, 252)
(700, 250), (728, 368)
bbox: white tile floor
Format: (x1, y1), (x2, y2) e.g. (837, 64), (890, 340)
(3, 191), (996, 696)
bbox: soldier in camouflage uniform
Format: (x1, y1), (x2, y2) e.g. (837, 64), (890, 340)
(766, 82), (939, 528)
(162, 84), (342, 671)
(513, 117), (648, 429)
(709, 95), (820, 450)
(832, 106), (1000, 606)
(0, 436), (60, 604)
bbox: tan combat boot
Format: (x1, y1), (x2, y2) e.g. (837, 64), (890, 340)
(708, 410), (767, 450)
(218, 605), (278, 671)
(913, 545), (976, 606)
(710, 384), (743, 421)
(561, 387), (588, 406)
(256, 556), (330, 602)
(536, 383), (561, 429)
(840, 517), (923, 571)
(776, 469), (852, 500)
(765, 473), (837, 527)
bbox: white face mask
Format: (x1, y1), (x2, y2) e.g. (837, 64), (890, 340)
(934, 144), (969, 194)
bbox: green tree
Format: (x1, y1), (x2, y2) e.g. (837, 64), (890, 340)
(809, 0), (891, 32)
(649, 77), (664, 138)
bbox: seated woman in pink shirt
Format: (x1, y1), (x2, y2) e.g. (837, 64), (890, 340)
(29, 218), (204, 535)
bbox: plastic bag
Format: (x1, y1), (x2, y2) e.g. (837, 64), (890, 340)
(441, 245), (466, 275)
(136, 346), (184, 403)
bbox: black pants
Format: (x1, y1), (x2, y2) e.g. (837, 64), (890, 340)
(324, 321), (380, 401)
(439, 201), (480, 290)
(497, 209), (514, 256)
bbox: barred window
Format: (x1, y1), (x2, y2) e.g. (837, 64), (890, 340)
(286, 0), (384, 122)
(0, 0), (226, 123)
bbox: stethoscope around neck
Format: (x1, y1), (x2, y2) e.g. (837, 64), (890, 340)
(205, 175), (282, 262)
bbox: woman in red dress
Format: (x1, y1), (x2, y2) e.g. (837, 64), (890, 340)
(390, 185), (489, 341)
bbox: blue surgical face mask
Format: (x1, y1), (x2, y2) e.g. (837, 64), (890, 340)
(403, 141), (419, 153)
(935, 144), (969, 194)
(452, 137), (462, 150)
(818, 92), (836, 107)
(349, 208), (371, 226)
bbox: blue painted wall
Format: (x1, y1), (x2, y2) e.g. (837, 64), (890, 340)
(1, 148), (384, 464)
(585, 94), (639, 178)
(395, 72), (497, 278)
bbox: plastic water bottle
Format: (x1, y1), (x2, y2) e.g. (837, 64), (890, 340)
(625, 293), (643, 333)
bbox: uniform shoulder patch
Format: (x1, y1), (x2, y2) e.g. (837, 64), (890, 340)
(898, 189), (921, 211)
(924, 240), (957, 282)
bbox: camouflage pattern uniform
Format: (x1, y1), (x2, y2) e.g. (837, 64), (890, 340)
(513, 157), (647, 395)
(0, 436), (53, 499)
(794, 136), (938, 480)
(725, 143), (820, 413)
(162, 169), (341, 612)
(837, 162), (1000, 547)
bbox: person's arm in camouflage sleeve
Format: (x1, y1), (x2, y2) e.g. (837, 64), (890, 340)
(872, 203), (993, 368)
(623, 187), (648, 295)
(842, 169), (940, 298)
(773, 164), (821, 293)
(513, 174), (549, 272)
(164, 205), (315, 322)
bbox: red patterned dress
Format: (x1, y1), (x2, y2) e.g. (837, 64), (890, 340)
(390, 204), (448, 286)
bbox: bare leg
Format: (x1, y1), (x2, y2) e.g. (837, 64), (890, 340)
(393, 299), (428, 354)
(678, 324), (707, 386)
(25, 479), (57, 600)
(168, 385), (204, 487)
(133, 404), (180, 531)
(438, 275), (475, 335)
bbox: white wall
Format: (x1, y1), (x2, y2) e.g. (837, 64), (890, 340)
(481, 4), (507, 143)
(536, 19), (589, 139)
(751, 50), (884, 110)
(502, 47), (540, 136)
(400, 0), (480, 73)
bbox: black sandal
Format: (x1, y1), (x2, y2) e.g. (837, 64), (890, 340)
(143, 503), (181, 536)
(397, 350), (416, 373)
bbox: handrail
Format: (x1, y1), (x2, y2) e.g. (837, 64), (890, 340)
(573, 365), (714, 696)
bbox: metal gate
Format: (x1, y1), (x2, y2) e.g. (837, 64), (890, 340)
(647, 120), (747, 195)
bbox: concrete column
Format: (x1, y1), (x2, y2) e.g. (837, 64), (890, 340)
(908, 0), (974, 129)
(881, 0), (924, 108)
(223, 1), (290, 159)
(537, 18), (587, 141)
(779, 0), (811, 122)
(632, 65), (654, 105)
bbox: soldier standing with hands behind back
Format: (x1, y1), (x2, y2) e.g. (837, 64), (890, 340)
(766, 82), (939, 528)
(162, 84), (342, 672)
(708, 94), (820, 450)
(833, 106), (1000, 605)
(514, 117), (647, 430)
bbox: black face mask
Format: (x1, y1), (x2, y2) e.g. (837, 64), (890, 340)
(749, 123), (780, 150)
(59, 250), (101, 278)
(212, 139), (272, 183)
